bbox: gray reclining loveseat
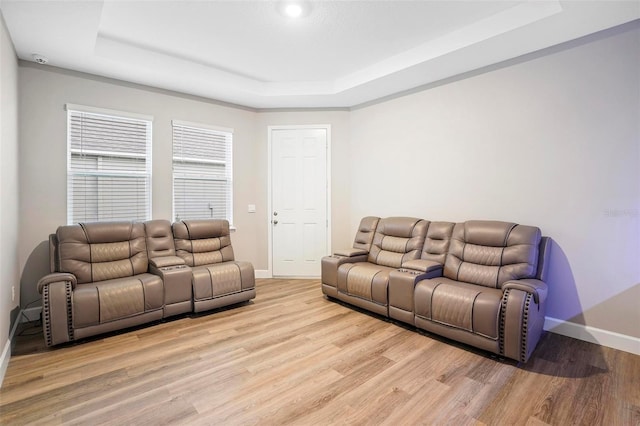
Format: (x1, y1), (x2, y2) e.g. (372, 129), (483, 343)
(38, 219), (255, 347)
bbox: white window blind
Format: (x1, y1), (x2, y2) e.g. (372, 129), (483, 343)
(172, 121), (233, 223)
(67, 105), (152, 224)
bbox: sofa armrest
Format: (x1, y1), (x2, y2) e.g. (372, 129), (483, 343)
(400, 259), (443, 274)
(333, 248), (368, 257)
(149, 256), (186, 269)
(321, 254), (368, 288)
(502, 278), (548, 305)
(39, 276), (75, 347)
(37, 272), (77, 294)
(501, 279), (548, 362)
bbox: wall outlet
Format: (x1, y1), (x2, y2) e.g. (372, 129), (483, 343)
(12, 286), (15, 303)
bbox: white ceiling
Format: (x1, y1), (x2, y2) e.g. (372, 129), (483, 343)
(1, 1), (639, 109)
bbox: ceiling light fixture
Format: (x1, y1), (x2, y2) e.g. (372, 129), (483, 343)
(278, 2), (310, 19)
(285, 4), (303, 18)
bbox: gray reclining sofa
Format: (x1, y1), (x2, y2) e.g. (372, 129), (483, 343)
(322, 217), (550, 363)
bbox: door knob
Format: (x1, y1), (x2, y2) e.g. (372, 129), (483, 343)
(273, 211), (278, 216)
(273, 220), (278, 225)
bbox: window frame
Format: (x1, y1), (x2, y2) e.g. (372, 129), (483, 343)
(171, 120), (234, 225)
(66, 104), (153, 225)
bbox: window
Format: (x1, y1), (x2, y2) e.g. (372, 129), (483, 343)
(66, 104), (152, 224)
(172, 121), (233, 224)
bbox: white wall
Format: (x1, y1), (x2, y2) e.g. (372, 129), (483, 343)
(349, 25), (640, 337)
(0, 11), (20, 380)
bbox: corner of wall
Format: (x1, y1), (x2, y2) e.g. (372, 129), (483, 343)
(0, 9), (21, 388)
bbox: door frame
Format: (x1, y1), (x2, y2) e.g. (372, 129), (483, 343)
(267, 124), (332, 278)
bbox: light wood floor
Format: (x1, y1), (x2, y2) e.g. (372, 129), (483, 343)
(1, 279), (638, 425)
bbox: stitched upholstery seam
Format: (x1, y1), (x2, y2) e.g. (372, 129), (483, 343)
(124, 223), (133, 278)
(470, 292), (481, 333)
(499, 224), (517, 288)
(408, 220), (417, 239)
(344, 265), (352, 293)
(456, 243), (464, 281)
(235, 262), (242, 290)
(423, 222), (431, 256)
(369, 270), (382, 301)
(80, 223), (93, 283)
(129, 239), (134, 277)
(203, 289), (251, 301)
(503, 223), (516, 246)
(341, 292), (387, 307)
(185, 221), (196, 266)
(497, 246), (505, 288)
(418, 317), (499, 341)
(427, 281), (442, 321)
(403, 237), (409, 255)
(207, 267), (215, 300)
(402, 222), (415, 263)
(374, 238), (381, 264)
(139, 277), (146, 312)
(96, 285), (101, 325)
(499, 289), (510, 355)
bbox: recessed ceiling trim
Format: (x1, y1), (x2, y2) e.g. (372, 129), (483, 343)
(94, 32), (263, 90)
(93, 1), (563, 99)
(335, 1), (563, 93)
(2, 0), (638, 109)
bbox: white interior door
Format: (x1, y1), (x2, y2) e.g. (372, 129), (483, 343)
(271, 127), (328, 277)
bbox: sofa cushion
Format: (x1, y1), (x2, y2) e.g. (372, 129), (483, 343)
(72, 273), (163, 328)
(191, 261), (254, 301)
(57, 221), (148, 284)
(414, 277), (502, 339)
(444, 221), (541, 288)
(337, 263), (396, 305)
(144, 219), (176, 258)
(368, 217), (428, 268)
(173, 219), (235, 267)
(352, 216), (380, 252)
(420, 221), (455, 264)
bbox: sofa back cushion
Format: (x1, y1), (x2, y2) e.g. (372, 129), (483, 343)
(172, 219), (235, 266)
(420, 221), (455, 264)
(368, 217), (428, 268)
(56, 221), (148, 284)
(353, 216), (380, 252)
(144, 219), (176, 258)
(444, 220), (541, 288)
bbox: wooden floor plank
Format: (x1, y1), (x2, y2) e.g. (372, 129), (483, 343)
(1, 279), (638, 425)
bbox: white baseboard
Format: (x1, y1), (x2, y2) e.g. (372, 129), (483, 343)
(0, 312), (22, 388)
(544, 316), (640, 356)
(255, 270), (272, 279)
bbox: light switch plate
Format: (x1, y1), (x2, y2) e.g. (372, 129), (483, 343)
(248, 204), (256, 213)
